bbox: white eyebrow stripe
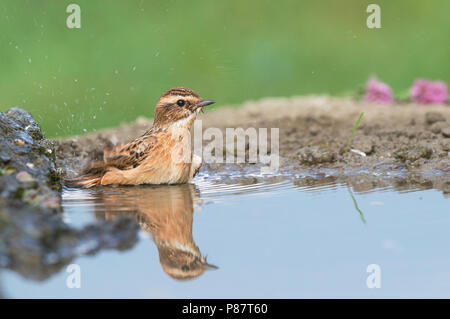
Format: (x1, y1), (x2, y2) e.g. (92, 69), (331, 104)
(160, 95), (196, 105)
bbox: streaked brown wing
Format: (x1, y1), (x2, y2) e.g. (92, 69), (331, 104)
(104, 135), (158, 170)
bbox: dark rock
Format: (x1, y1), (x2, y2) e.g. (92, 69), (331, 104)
(0, 108), (60, 206)
(6, 107), (44, 140)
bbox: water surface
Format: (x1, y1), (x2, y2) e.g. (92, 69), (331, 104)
(2, 167), (449, 298)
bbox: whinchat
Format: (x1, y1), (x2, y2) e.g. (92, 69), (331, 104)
(65, 87), (215, 188)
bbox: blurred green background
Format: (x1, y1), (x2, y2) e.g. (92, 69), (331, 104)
(0, 0), (449, 137)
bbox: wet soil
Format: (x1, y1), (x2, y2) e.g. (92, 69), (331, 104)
(56, 96), (450, 194)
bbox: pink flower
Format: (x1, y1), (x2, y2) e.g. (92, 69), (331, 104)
(410, 79), (448, 104)
(364, 76), (393, 104)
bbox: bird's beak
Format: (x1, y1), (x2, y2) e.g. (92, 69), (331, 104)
(202, 262), (219, 270)
(201, 256), (218, 270)
(197, 99), (215, 107)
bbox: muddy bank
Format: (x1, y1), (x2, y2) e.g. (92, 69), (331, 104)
(0, 108), (139, 281)
(56, 96), (450, 194)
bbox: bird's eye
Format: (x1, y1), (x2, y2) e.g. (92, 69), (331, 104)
(177, 99), (185, 107)
(181, 265), (189, 272)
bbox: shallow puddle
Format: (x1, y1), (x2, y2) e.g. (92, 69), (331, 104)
(1, 165), (449, 298)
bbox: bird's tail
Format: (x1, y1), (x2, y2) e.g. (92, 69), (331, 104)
(64, 175), (102, 188)
(64, 160), (107, 188)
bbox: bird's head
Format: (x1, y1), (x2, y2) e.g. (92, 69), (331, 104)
(158, 246), (218, 281)
(153, 87), (215, 129)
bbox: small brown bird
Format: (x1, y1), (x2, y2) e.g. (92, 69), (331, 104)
(65, 87), (214, 188)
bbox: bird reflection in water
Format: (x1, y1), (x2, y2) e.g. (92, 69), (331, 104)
(92, 184), (217, 280)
